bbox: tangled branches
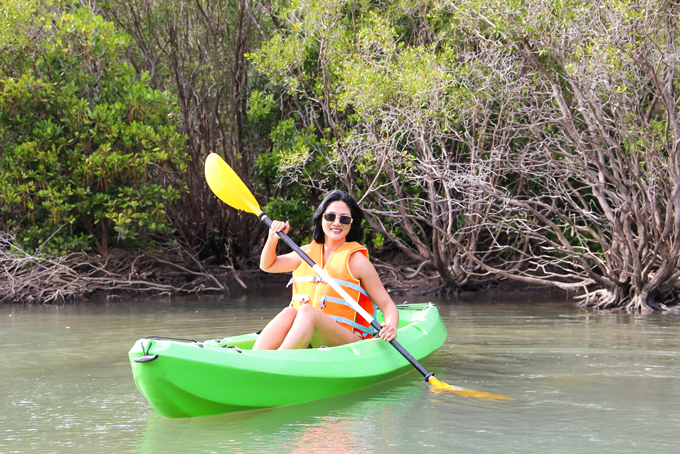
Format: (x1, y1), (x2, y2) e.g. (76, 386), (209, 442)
(0, 233), (229, 304)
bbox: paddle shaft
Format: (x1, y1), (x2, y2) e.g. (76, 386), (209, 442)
(259, 212), (435, 382)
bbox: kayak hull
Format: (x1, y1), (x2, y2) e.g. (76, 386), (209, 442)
(129, 303), (446, 418)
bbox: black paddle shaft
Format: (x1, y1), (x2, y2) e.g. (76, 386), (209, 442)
(258, 212), (435, 383)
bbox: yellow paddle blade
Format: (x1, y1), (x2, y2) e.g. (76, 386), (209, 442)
(428, 376), (513, 400)
(204, 153), (262, 215)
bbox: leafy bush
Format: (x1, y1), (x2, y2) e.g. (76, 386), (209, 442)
(0, 8), (187, 255)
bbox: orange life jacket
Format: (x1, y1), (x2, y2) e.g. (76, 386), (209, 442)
(288, 241), (377, 339)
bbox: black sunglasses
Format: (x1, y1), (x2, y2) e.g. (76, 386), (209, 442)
(323, 213), (353, 225)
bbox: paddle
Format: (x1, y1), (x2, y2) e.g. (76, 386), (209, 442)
(204, 152), (510, 400)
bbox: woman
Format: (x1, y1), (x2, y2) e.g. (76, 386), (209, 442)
(254, 190), (399, 350)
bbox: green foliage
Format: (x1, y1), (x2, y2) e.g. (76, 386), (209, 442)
(262, 194), (316, 245)
(248, 0), (474, 254)
(254, 115), (327, 243)
(0, 8), (187, 255)
(371, 231), (385, 249)
(247, 90), (276, 122)
(0, 0), (53, 74)
(0, 0), (38, 46)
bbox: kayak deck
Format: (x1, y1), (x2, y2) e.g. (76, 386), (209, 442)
(129, 303), (446, 418)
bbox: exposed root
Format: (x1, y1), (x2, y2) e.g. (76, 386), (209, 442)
(576, 289), (621, 310)
(221, 265), (248, 289)
(576, 287), (676, 313)
(421, 281), (459, 296)
(404, 260), (432, 279)
(0, 233), (231, 304)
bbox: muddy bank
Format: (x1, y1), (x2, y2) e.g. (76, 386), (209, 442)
(0, 246), (571, 305)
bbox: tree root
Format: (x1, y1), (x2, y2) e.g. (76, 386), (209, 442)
(420, 281), (459, 296)
(404, 260), (432, 279)
(576, 289), (620, 310)
(0, 233), (231, 304)
(576, 287), (675, 313)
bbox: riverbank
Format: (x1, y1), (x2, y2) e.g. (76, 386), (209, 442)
(0, 245), (571, 305)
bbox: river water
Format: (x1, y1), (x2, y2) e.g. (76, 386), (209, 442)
(1, 293), (679, 453)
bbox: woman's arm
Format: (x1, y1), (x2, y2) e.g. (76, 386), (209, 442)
(348, 252), (399, 342)
(259, 220), (305, 273)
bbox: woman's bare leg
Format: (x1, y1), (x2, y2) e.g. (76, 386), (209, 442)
(278, 304), (360, 350)
(252, 307), (298, 350)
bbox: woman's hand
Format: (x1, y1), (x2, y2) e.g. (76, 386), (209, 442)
(378, 320), (397, 342)
(261, 220), (298, 272)
(268, 220), (290, 241)
(260, 220), (304, 273)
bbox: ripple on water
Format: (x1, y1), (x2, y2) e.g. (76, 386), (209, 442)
(1, 295), (679, 453)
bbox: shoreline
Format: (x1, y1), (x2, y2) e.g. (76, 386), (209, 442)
(0, 245), (593, 308)
(83, 268), (576, 306)
(1, 245), (570, 305)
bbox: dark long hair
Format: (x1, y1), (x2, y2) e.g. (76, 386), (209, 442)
(312, 190), (364, 244)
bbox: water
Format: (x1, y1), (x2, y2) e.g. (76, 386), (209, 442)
(1, 293), (679, 453)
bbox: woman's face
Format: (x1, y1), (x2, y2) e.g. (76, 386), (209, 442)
(322, 200), (352, 242)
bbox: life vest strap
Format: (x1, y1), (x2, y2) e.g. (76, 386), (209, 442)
(327, 315), (377, 337)
(319, 295), (373, 311)
(289, 294), (310, 307)
(287, 276), (324, 286)
(287, 276), (371, 299)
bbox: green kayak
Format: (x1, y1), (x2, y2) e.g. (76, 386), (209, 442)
(129, 302), (446, 418)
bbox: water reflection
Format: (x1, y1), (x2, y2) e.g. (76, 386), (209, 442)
(137, 373), (428, 454)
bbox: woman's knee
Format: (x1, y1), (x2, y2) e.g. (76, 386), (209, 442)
(279, 306), (298, 320)
(296, 303), (320, 319)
